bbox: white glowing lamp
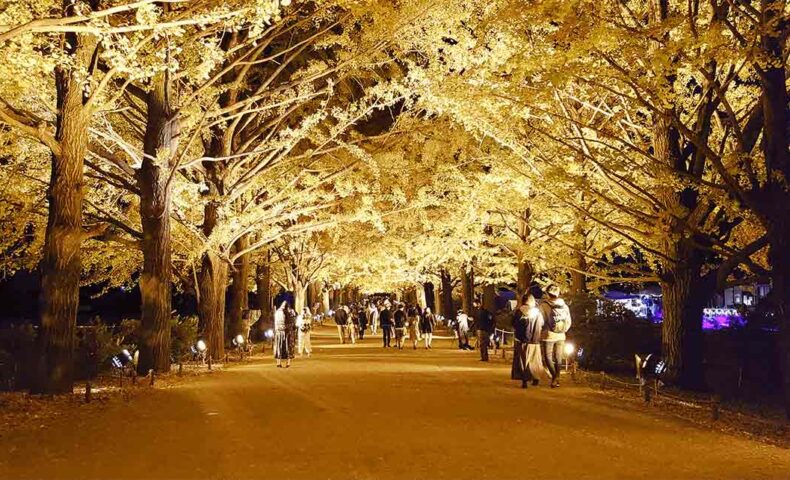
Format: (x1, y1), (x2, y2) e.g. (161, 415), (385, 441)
(564, 342), (575, 357)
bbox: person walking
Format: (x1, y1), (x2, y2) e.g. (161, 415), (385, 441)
(393, 304), (406, 349)
(512, 294), (546, 388)
(346, 305), (357, 344)
(420, 307), (436, 349)
(296, 306), (313, 358)
(475, 301), (494, 361)
(407, 304), (420, 349)
(380, 304), (393, 347)
(334, 305), (348, 344)
(369, 302), (379, 335)
(357, 306), (368, 340)
(456, 309), (472, 350)
(285, 305), (297, 360)
(273, 302), (291, 368)
(539, 285), (572, 388)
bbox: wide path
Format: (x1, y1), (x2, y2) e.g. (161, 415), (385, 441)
(1, 327), (789, 479)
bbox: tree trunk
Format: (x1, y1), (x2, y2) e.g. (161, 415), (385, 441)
(226, 234), (250, 341)
(255, 260), (272, 337)
(440, 269), (453, 320)
(294, 282), (308, 313)
(660, 240), (711, 389)
(516, 258), (534, 305)
(759, 0), (790, 418)
(417, 284), (428, 309)
(136, 74), (178, 375)
(199, 252), (227, 360)
(33, 25), (95, 394)
(482, 284), (496, 313)
(322, 287), (331, 315)
(570, 252), (587, 296)
(769, 223), (790, 418)
(461, 265), (475, 315)
(424, 282), (436, 312)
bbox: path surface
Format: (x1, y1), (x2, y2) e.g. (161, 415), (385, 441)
(1, 326), (789, 479)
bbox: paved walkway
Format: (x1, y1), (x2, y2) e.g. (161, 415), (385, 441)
(1, 327), (788, 479)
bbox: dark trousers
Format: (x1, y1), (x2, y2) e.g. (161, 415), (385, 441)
(542, 340), (564, 381)
(382, 326), (392, 347)
(477, 330), (489, 361)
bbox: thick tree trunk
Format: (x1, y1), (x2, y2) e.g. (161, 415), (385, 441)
(482, 284), (496, 313)
(461, 265), (475, 315)
(255, 260), (272, 337)
(516, 258), (534, 305)
(226, 234), (250, 341)
(424, 282), (436, 312)
(199, 252), (227, 360)
(33, 27), (95, 393)
(440, 269), (453, 321)
(660, 240), (710, 389)
(322, 288), (331, 314)
(769, 224), (790, 418)
(294, 282), (308, 313)
(570, 252), (587, 296)
(759, 0), (790, 418)
(417, 284), (428, 309)
(136, 74), (178, 375)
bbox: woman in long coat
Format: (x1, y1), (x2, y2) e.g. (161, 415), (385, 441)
(274, 302), (291, 368)
(512, 294), (547, 387)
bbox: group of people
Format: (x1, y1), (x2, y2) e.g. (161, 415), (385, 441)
(272, 285), (572, 390)
(510, 284), (573, 389)
(273, 302), (315, 368)
(333, 299), (438, 350)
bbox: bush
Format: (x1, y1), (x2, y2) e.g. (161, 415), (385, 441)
(170, 315), (199, 362)
(0, 323), (36, 391)
(571, 299), (661, 372)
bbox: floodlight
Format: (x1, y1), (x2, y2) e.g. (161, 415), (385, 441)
(111, 349), (133, 369)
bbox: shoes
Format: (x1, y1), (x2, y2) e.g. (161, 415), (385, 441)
(277, 364), (282, 368)
(532, 379), (539, 386)
(521, 382), (528, 389)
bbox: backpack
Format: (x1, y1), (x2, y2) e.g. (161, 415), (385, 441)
(548, 302), (572, 334)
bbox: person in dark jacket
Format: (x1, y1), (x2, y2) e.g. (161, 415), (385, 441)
(475, 301), (495, 361)
(393, 304), (406, 349)
(334, 305), (348, 344)
(379, 304), (393, 347)
(420, 307), (436, 349)
(285, 305), (297, 360)
(356, 307), (368, 340)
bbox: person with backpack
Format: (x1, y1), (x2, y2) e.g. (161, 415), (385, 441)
(539, 284), (572, 388)
(334, 304), (349, 344)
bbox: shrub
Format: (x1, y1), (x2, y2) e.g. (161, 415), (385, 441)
(170, 315), (199, 362)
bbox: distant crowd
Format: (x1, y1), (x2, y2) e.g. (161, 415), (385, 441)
(270, 284), (573, 389)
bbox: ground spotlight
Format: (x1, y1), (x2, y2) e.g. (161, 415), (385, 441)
(232, 334), (245, 347)
(111, 349), (134, 369)
(265, 328), (274, 339)
(636, 353), (668, 381)
(564, 342), (575, 357)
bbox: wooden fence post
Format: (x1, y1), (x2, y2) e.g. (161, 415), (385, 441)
(149, 369), (154, 386)
(711, 395), (721, 421)
(85, 382), (91, 403)
(600, 371), (606, 390)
